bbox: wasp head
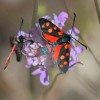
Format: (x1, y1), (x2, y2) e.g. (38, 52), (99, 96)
(18, 35), (25, 43)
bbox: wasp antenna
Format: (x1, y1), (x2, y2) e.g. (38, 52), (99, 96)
(20, 17), (24, 30)
(19, 17), (24, 35)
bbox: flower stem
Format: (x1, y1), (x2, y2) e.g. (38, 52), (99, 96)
(29, 68), (34, 100)
(94, 0), (100, 24)
(64, 0), (71, 18)
(29, 0), (38, 100)
(43, 73), (61, 100)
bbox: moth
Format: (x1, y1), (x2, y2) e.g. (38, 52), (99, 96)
(38, 14), (87, 73)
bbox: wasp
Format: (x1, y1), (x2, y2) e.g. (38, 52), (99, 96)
(4, 18), (34, 69)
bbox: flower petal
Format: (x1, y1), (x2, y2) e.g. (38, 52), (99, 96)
(25, 64), (31, 68)
(26, 57), (34, 66)
(32, 57), (39, 66)
(42, 15), (51, 19)
(30, 43), (39, 49)
(51, 15), (59, 27)
(69, 60), (78, 67)
(66, 28), (79, 41)
(17, 30), (28, 37)
(75, 46), (84, 54)
(68, 67), (75, 71)
(53, 13), (60, 25)
(40, 70), (49, 86)
(58, 11), (68, 26)
(32, 68), (41, 75)
(32, 68), (49, 86)
(73, 27), (80, 34)
(72, 41), (76, 47)
(70, 48), (78, 61)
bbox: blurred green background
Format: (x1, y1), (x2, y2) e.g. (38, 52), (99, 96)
(0, 0), (100, 100)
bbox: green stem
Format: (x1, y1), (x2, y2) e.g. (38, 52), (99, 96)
(31, 0), (38, 28)
(29, 68), (34, 100)
(29, 0), (38, 100)
(94, 0), (100, 24)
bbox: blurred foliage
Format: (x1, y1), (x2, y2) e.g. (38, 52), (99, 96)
(38, 3), (47, 16)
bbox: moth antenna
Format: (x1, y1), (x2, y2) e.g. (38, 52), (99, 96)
(71, 37), (87, 49)
(70, 13), (87, 49)
(70, 13), (76, 35)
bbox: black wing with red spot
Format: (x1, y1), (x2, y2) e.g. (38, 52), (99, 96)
(38, 18), (65, 44)
(53, 43), (71, 73)
(38, 18), (71, 73)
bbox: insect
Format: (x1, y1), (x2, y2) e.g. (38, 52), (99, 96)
(4, 18), (34, 69)
(38, 13), (87, 73)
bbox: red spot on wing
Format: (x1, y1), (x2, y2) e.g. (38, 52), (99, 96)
(46, 44), (52, 52)
(66, 53), (69, 56)
(60, 29), (64, 34)
(58, 32), (63, 36)
(42, 24), (45, 28)
(65, 44), (70, 49)
(60, 55), (65, 60)
(60, 64), (63, 68)
(46, 22), (50, 27)
(48, 28), (53, 33)
(53, 44), (63, 62)
(63, 61), (68, 65)
(53, 26), (57, 30)
(43, 33), (59, 43)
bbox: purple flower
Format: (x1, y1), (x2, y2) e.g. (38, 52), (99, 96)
(66, 27), (84, 69)
(66, 27), (79, 40)
(75, 46), (84, 54)
(24, 42), (31, 54)
(23, 41), (48, 68)
(16, 11), (85, 86)
(73, 27), (80, 34)
(70, 48), (78, 61)
(17, 30), (29, 37)
(25, 57), (34, 68)
(42, 15), (51, 19)
(58, 11), (68, 26)
(32, 68), (49, 86)
(51, 11), (68, 28)
(68, 67), (75, 71)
